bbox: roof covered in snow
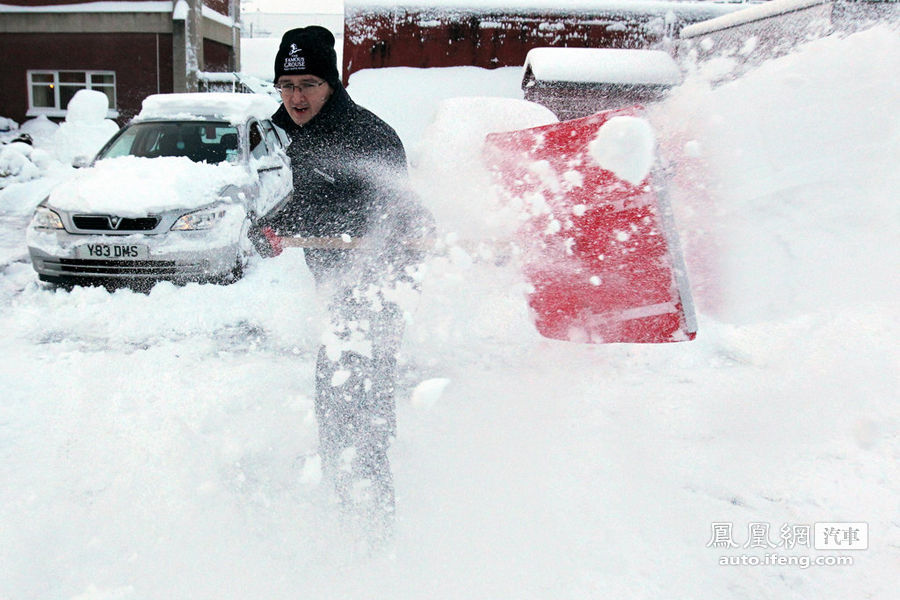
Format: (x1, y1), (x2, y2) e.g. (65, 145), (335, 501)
(524, 48), (682, 86)
(0, 1), (173, 13)
(680, 0), (831, 38)
(137, 93), (280, 124)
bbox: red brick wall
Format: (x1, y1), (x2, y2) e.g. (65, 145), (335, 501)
(0, 32), (173, 125)
(6, 0), (230, 16)
(3, 0), (163, 5)
(203, 0), (230, 17)
(203, 38), (234, 72)
(343, 6), (730, 82)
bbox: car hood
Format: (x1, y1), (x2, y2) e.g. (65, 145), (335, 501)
(48, 156), (252, 217)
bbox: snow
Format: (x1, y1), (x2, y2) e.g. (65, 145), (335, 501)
(1, 20), (899, 600)
(411, 96), (557, 238)
(681, 0), (831, 39)
(0, 116), (17, 136)
(46, 156), (251, 216)
(587, 115), (657, 185)
(138, 92), (280, 123)
(51, 90), (120, 166)
(524, 47), (682, 85)
(20, 115), (61, 145)
(66, 88), (113, 124)
(410, 377), (452, 409)
(1, 92), (115, 189)
(347, 65), (527, 154)
(239, 37), (282, 79)
(0, 143), (43, 188)
(172, 0), (188, 20)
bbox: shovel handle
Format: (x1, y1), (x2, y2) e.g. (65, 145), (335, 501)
(277, 236), (516, 264)
(278, 236), (435, 250)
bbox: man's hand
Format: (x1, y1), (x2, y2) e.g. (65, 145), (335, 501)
(248, 224), (283, 257)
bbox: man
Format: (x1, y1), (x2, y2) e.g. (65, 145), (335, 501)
(263, 26), (432, 540)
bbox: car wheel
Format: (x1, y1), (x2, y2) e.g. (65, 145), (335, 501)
(227, 217), (257, 282)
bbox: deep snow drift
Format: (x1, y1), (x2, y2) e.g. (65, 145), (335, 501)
(0, 24), (897, 600)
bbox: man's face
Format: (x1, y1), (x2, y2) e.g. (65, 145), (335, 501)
(277, 75), (333, 126)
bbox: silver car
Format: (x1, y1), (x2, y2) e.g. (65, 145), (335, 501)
(27, 93), (292, 288)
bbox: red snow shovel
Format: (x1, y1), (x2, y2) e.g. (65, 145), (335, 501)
(482, 106), (697, 344)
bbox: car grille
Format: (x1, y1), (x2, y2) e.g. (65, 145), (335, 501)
(45, 258), (205, 277)
(72, 215), (160, 231)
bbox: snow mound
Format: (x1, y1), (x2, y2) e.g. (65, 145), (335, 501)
(65, 89), (112, 123)
(48, 156), (252, 216)
(348, 65), (527, 151)
(654, 24), (900, 323)
(587, 115), (656, 185)
(19, 115), (60, 148)
(0, 143), (42, 188)
(52, 90), (120, 165)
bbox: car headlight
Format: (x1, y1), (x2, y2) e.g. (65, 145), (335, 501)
(32, 205), (64, 230)
(171, 205), (228, 231)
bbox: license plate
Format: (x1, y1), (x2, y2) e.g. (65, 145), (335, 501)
(75, 243), (149, 260)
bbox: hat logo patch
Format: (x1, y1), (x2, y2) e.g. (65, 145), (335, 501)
(288, 43), (302, 57)
(283, 51), (306, 72)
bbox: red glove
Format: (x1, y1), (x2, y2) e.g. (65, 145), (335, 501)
(261, 226), (283, 256)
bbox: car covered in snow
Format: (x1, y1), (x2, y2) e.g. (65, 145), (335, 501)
(521, 48), (682, 121)
(27, 92), (292, 288)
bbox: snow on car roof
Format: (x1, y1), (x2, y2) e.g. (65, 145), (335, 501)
(137, 93), (280, 124)
(523, 48), (682, 86)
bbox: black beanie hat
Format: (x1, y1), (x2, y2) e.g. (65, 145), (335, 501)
(274, 26), (340, 87)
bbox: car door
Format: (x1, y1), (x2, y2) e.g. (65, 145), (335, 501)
(261, 120), (292, 215)
(248, 120), (291, 218)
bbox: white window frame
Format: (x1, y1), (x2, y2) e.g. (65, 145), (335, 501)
(26, 70), (119, 119)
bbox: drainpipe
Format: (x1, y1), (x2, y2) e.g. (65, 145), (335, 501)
(173, 0), (202, 92)
(231, 0), (242, 73)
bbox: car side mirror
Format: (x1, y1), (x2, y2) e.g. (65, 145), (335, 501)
(72, 155), (91, 168)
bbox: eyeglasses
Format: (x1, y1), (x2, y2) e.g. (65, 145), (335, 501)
(275, 81), (327, 95)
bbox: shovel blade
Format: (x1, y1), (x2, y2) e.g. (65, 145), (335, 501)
(484, 107), (697, 344)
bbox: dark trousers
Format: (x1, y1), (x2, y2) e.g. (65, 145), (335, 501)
(313, 279), (404, 536)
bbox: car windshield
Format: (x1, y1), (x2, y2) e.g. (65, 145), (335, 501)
(99, 121), (240, 164)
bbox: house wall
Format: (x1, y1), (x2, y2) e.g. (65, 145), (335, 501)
(203, 38), (233, 72)
(0, 0), (240, 125)
(0, 32), (173, 124)
(1, 0), (163, 5)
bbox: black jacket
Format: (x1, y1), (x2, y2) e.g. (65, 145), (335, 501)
(269, 85), (431, 282)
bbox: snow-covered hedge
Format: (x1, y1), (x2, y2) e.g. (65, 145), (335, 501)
(0, 142), (55, 189)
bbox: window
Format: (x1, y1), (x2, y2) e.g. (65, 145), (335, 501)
(261, 121), (284, 150)
(100, 121), (238, 164)
(27, 70), (117, 118)
(248, 122), (269, 160)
